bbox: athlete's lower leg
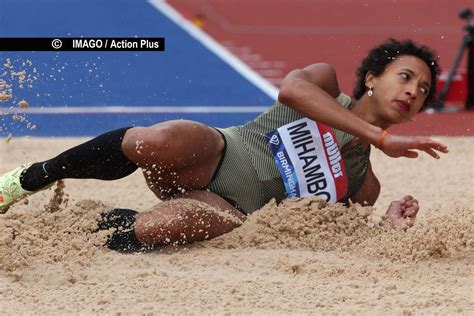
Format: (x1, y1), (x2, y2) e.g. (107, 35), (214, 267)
(20, 127), (138, 191)
(134, 191), (245, 248)
(95, 192), (244, 252)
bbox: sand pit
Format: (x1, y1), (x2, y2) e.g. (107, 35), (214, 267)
(0, 136), (473, 314)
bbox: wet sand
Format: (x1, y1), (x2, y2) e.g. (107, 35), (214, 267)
(0, 136), (473, 314)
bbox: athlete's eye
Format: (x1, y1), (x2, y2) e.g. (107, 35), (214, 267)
(420, 87), (429, 95)
(400, 72), (410, 80)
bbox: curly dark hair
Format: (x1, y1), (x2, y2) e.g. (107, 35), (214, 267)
(353, 38), (440, 108)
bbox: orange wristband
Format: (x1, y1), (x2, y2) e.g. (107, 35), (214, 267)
(375, 130), (388, 149)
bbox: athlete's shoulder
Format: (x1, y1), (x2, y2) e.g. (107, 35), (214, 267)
(280, 63), (341, 98)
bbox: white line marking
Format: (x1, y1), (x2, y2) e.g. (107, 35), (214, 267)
(147, 0), (278, 100)
(7, 106), (268, 114)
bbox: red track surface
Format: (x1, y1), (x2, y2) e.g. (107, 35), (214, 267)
(389, 111), (474, 136)
(169, 0), (474, 136)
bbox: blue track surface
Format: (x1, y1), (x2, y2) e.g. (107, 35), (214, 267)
(0, 0), (274, 136)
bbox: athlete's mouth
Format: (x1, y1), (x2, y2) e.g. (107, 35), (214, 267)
(395, 100), (411, 112)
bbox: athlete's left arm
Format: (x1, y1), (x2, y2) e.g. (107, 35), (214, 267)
(351, 161), (380, 206)
(353, 161), (421, 229)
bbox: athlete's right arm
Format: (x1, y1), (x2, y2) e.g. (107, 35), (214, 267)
(278, 63), (449, 159)
(278, 63), (383, 146)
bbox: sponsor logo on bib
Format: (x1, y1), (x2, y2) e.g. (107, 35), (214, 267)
(269, 134), (280, 146)
(267, 118), (348, 203)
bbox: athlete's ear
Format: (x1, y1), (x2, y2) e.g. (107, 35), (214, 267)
(365, 71), (377, 89)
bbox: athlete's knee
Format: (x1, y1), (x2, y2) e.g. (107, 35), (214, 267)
(122, 125), (180, 164)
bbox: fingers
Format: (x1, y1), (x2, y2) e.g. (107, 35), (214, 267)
(401, 197), (419, 218)
(417, 139), (449, 159)
(403, 217), (416, 228)
(404, 208), (418, 217)
(381, 135), (448, 160)
(423, 148), (439, 159)
(401, 196), (417, 207)
(385, 196), (419, 229)
(423, 139), (449, 153)
(431, 141), (449, 153)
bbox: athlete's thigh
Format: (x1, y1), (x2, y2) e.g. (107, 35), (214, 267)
(154, 120), (223, 166)
(124, 120), (225, 192)
(124, 120), (223, 167)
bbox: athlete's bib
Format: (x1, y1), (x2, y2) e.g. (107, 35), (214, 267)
(267, 118), (348, 202)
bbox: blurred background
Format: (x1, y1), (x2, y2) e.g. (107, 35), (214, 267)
(0, 0), (472, 137)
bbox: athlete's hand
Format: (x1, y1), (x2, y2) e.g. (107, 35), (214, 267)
(385, 195), (419, 229)
(378, 134), (449, 159)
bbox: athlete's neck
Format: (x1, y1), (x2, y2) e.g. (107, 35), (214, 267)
(351, 96), (391, 130)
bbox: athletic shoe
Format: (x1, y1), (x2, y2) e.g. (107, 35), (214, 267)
(0, 163), (33, 213)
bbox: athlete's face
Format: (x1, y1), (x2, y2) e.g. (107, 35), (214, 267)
(366, 55), (432, 124)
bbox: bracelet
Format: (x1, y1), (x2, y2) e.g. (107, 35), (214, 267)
(375, 130), (388, 149)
